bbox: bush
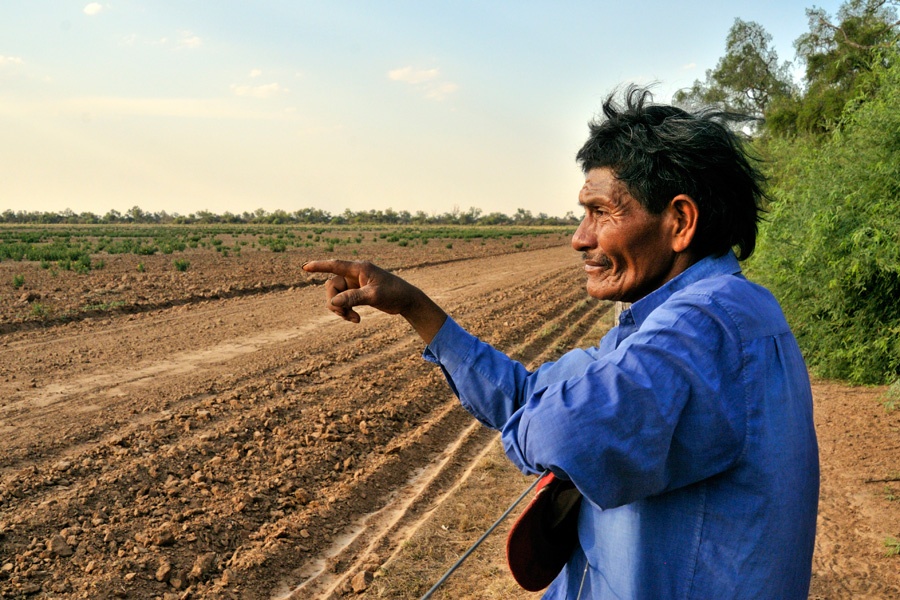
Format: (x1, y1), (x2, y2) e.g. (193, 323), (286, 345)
(12, 274), (24, 289)
(74, 255), (92, 274)
(750, 50), (900, 384)
(173, 259), (190, 272)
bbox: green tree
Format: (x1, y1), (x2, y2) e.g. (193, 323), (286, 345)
(126, 205), (145, 223)
(512, 208), (534, 224)
(102, 209), (122, 223)
(771, 0), (900, 134)
(675, 19), (794, 117)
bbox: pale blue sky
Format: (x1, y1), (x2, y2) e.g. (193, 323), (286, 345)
(0, 1), (843, 218)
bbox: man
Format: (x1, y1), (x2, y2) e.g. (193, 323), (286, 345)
(303, 87), (819, 599)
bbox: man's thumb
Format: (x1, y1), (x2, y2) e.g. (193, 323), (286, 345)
(331, 288), (365, 308)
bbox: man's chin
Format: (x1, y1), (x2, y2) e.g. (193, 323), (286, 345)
(585, 283), (620, 302)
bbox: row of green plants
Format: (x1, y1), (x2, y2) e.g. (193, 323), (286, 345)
(9, 257), (190, 290)
(0, 225), (569, 262)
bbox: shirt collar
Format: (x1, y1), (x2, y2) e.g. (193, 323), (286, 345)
(621, 251), (742, 330)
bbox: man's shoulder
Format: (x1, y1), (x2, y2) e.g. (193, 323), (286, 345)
(669, 272), (789, 338)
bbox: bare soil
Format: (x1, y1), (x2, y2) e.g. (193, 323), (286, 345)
(0, 240), (897, 599)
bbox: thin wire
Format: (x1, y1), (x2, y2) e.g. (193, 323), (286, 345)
(419, 471), (547, 600)
(575, 559), (589, 600)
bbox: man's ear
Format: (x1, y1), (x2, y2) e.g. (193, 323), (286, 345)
(667, 194), (699, 253)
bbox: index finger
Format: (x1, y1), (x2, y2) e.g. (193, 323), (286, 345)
(302, 260), (361, 277)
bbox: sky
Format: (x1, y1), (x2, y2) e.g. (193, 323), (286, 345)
(0, 0), (845, 219)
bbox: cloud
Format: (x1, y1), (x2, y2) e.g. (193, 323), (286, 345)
(0, 55), (24, 66)
(177, 31), (202, 49)
(388, 66), (457, 101)
(249, 69), (262, 78)
(230, 83), (285, 99)
(388, 66), (439, 84)
(118, 33), (191, 49)
(0, 95), (294, 121)
(681, 63), (697, 71)
(424, 82), (459, 101)
(83, 3), (104, 16)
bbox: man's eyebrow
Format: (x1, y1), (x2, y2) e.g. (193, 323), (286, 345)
(578, 195), (609, 206)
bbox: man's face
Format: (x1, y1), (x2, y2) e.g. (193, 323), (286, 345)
(572, 168), (679, 303)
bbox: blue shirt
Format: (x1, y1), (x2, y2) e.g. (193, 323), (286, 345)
(424, 251), (819, 599)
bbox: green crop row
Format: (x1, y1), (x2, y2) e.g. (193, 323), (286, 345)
(0, 224), (572, 263)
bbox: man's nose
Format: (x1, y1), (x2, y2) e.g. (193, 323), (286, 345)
(571, 217), (595, 252)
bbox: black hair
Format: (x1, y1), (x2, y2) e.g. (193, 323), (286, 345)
(575, 85), (767, 260)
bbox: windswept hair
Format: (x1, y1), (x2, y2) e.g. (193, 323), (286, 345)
(576, 86), (767, 260)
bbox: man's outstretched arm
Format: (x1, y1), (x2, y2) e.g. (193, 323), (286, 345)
(302, 260), (448, 344)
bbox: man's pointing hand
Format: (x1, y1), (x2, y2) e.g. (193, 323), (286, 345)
(302, 260), (447, 344)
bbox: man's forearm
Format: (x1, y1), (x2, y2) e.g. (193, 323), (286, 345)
(401, 288), (447, 344)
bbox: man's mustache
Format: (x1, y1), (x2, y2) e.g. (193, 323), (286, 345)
(582, 253), (613, 268)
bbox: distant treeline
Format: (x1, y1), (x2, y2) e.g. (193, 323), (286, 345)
(0, 206), (579, 227)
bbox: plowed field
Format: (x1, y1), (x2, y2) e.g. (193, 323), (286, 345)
(1, 239), (898, 599)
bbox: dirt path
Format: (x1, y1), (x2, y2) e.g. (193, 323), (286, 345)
(0, 244), (897, 599)
(808, 382), (900, 599)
